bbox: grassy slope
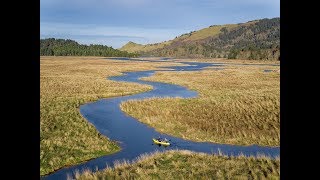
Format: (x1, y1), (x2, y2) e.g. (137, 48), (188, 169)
(120, 19), (279, 60)
(121, 61), (280, 146)
(120, 24), (237, 53)
(40, 56), (181, 175)
(76, 150), (280, 179)
(181, 24), (237, 41)
(120, 41), (172, 53)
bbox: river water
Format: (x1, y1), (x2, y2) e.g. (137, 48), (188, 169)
(43, 58), (279, 179)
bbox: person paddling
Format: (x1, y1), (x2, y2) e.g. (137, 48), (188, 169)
(156, 136), (169, 143)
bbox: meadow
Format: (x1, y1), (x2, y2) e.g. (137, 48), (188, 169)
(174, 58), (280, 64)
(75, 150), (280, 179)
(121, 62), (280, 146)
(40, 56), (181, 175)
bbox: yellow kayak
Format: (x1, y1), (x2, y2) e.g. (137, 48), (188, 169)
(152, 138), (170, 146)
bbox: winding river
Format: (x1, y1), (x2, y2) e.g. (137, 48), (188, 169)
(43, 58), (280, 179)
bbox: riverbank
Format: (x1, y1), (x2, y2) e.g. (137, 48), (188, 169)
(75, 150), (280, 179)
(121, 62), (280, 146)
(40, 56), (182, 175)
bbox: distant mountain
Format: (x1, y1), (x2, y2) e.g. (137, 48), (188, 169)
(40, 38), (139, 57)
(120, 18), (280, 60)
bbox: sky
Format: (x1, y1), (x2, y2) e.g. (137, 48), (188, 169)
(40, 0), (280, 49)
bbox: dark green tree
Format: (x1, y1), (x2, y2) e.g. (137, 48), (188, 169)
(40, 38), (139, 57)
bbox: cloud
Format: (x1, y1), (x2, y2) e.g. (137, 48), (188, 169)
(40, 22), (190, 48)
(41, 0), (155, 9)
(108, 0), (151, 7)
(40, 22), (187, 37)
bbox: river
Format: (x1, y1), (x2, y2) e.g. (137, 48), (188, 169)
(43, 58), (279, 179)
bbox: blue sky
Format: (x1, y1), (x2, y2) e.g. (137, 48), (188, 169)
(40, 0), (280, 48)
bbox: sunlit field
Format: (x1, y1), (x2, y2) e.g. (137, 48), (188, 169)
(75, 150), (280, 180)
(121, 62), (280, 146)
(40, 56), (182, 175)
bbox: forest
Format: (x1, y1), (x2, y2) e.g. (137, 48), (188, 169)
(40, 38), (139, 57)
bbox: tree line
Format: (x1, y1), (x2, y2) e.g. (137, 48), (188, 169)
(40, 38), (139, 57)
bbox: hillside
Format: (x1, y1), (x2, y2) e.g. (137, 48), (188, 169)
(120, 23), (238, 53)
(40, 38), (139, 57)
(120, 18), (280, 60)
(121, 40), (172, 53)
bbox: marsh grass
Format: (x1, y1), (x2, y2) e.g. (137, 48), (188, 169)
(174, 58), (280, 65)
(121, 62), (280, 146)
(75, 150), (280, 179)
(40, 56), (182, 175)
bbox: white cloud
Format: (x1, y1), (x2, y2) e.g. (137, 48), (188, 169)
(41, 22), (185, 37)
(108, 0), (151, 6)
(40, 22), (191, 47)
(41, 0), (156, 9)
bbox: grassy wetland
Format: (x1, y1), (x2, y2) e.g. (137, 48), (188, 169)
(121, 61), (280, 146)
(40, 56), (182, 175)
(75, 150), (280, 179)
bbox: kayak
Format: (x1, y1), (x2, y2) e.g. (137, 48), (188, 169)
(152, 138), (170, 146)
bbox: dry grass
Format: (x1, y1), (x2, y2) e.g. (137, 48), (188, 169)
(40, 56), (182, 175)
(174, 58), (280, 65)
(120, 40), (173, 53)
(181, 24), (238, 41)
(121, 62), (280, 146)
(75, 150), (280, 180)
(120, 24), (238, 53)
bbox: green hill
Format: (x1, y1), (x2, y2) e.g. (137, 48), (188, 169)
(120, 40), (172, 53)
(120, 18), (280, 60)
(40, 38), (139, 57)
(120, 24), (238, 53)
